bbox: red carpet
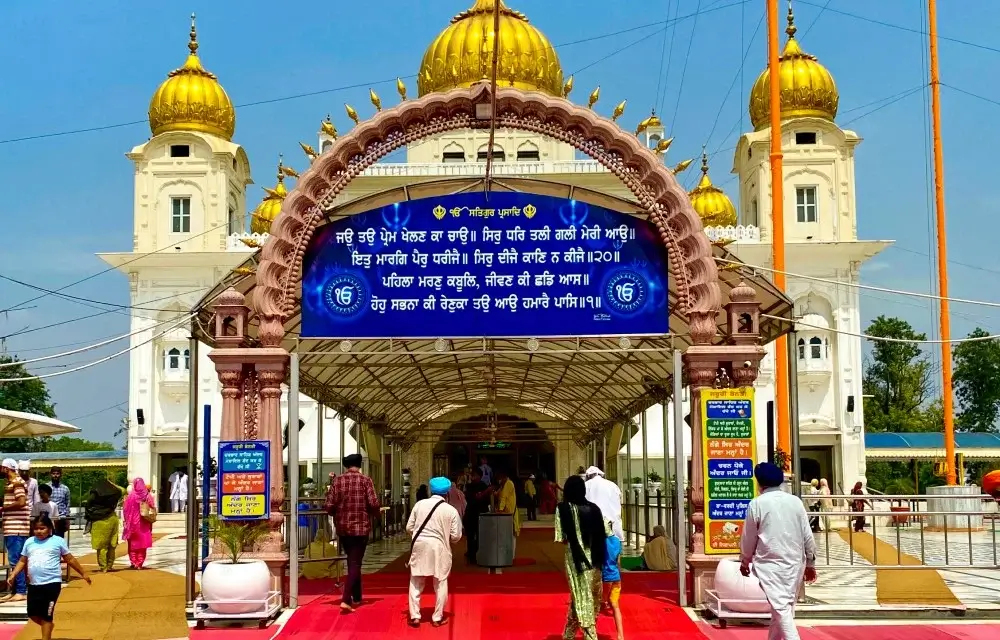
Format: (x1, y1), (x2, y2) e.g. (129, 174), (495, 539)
(697, 623), (1000, 640)
(273, 571), (702, 639)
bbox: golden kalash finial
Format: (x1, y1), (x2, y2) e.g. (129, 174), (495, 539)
(369, 89), (382, 112)
(700, 147), (710, 175)
(234, 267), (256, 276)
(188, 13), (198, 55)
(588, 86), (600, 109)
(635, 116), (652, 136)
(321, 115), (337, 138)
(280, 163), (300, 178)
(611, 100), (626, 122)
(672, 158), (694, 174)
(563, 75), (574, 98)
(397, 78), (408, 101)
(299, 142), (318, 162)
(786, 0), (797, 39)
(655, 137), (675, 154)
(345, 104), (360, 124)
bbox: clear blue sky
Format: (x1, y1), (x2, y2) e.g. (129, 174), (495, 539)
(3, 0), (1000, 444)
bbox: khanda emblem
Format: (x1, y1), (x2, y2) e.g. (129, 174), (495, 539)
(433, 205), (446, 220)
(615, 281), (635, 304)
(523, 204), (537, 219)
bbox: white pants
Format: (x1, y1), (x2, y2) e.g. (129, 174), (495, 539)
(171, 499), (187, 513)
(768, 602), (799, 640)
(408, 575), (448, 623)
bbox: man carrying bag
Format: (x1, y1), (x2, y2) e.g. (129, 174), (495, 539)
(405, 477), (462, 628)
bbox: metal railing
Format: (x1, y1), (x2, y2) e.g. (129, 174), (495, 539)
(621, 488), (685, 554)
(800, 492), (1000, 570)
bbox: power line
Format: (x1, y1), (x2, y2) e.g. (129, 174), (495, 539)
(668, 0), (703, 135)
(0, 1), (750, 148)
(0, 273), (199, 314)
(765, 313), (1000, 345)
(63, 402), (127, 423)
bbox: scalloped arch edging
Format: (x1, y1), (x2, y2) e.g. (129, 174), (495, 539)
(254, 83), (721, 346)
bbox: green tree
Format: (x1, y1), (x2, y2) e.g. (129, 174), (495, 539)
(0, 354), (54, 453)
(953, 328), (1000, 432)
(862, 316), (935, 433)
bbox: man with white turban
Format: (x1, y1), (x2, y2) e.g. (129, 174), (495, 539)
(584, 466), (623, 541)
(406, 477), (462, 628)
(739, 462), (817, 640)
(17, 461), (38, 511)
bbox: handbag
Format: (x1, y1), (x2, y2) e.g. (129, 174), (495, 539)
(405, 499), (444, 569)
(140, 500), (157, 524)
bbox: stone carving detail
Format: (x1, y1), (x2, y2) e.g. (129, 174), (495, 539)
(253, 83), (721, 343)
(241, 369), (259, 440)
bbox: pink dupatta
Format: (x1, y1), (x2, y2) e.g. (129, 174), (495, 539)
(122, 478), (155, 550)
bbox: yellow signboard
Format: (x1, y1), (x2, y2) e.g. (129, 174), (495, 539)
(220, 494), (267, 519)
(701, 386), (757, 555)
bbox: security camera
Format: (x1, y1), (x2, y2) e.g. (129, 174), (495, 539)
(743, 360), (753, 369)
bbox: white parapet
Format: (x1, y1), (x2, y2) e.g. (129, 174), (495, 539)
(703, 225), (761, 243)
(227, 232), (270, 251)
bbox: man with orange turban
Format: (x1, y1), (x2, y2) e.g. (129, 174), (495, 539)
(983, 470), (1000, 500)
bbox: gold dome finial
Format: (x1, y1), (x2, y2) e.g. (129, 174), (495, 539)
(321, 115), (337, 139)
(672, 159), (694, 174)
(148, 14), (236, 140)
(369, 89), (382, 112)
(688, 149), (737, 227)
(588, 87), (600, 109)
(655, 137), (674, 154)
(611, 100), (626, 122)
(748, 0), (838, 130)
(397, 78), (408, 101)
(345, 104), (359, 124)
(417, 0), (564, 97)
(251, 156), (290, 234)
(299, 142), (318, 162)
(563, 75), (574, 98)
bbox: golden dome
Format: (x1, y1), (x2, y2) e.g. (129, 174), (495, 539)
(748, 5), (838, 131)
(689, 153), (737, 228)
(148, 15), (236, 140)
(250, 160), (288, 235)
(418, 0), (564, 97)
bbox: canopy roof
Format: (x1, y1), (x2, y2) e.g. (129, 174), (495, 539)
(0, 409), (82, 438)
(866, 432), (1000, 461)
(0, 450), (127, 469)
(192, 177), (793, 444)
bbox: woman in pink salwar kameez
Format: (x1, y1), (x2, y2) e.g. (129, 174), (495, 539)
(122, 478), (155, 569)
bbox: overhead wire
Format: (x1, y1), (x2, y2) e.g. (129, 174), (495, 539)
(668, 0), (703, 135)
(765, 313), (1000, 345)
(0, 273), (203, 314)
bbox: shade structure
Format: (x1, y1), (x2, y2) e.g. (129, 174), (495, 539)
(0, 409), (82, 438)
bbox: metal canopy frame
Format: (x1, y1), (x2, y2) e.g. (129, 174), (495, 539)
(192, 177), (793, 444)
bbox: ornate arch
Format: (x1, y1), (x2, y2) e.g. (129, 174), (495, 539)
(254, 83), (721, 346)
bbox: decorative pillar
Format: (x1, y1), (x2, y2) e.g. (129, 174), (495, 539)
(208, 289), (251, 441)
(684, 281), (766, 604)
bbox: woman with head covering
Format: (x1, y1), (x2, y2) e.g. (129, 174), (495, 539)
(818, 478), (833, 531)
(405, 477), (463, 628)
(122, 478), (156, 569)
(416, 484), (429, 502)
(554, 475), (607, 640)
(538, 473), (561, 515)
(641, 525), (677, 571)
(739, 462), (817, 640)
(850, 481), (870, 532)
(84, 477), (124, 572)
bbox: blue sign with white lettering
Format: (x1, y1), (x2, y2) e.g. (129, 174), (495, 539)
(707, 458), (755, 479)
(708, 499), (751, 520)
(301, 192), (670, 338)
(218, 440), (270, 521)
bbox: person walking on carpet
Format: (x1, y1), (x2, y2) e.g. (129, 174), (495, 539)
(84, 477), (124, 572)
(463, 468), (490, 564)
(8, 514), (91, 640)
(601, 519), (625, 640)
(325, 453), (380, 613)
(739, 462), (817, 640)
(122, 478), (156, 569)
(554, 475), (606, 640)
(406, 477), (462, 628)
(0, 458), (30, 602)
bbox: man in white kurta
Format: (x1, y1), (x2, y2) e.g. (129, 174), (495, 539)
(739, 462), (817, 640)
(406, 477), (463, 627)
(584, 466), (623, 541)
(169, 469), (188, 512)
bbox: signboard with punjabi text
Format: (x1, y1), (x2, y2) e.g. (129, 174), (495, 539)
(702, 387), (757, 555)
(300, 192), (670, 339)
(218, 440), (270, 521)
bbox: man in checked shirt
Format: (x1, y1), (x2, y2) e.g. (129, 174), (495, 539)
(48, 467), (71, 538)
(326, 453), (380, 613)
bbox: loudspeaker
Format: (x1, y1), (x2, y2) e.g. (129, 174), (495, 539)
(136, 409), (145, 425)
(847, 395), (855, 413)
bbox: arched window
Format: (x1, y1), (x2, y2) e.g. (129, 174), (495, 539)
(797, 338), (806, 360)
(183, 349), (191, 370)
(809, 337), (823, 360)
(166, 348), (181, 370)
(321, 140), (333, 153)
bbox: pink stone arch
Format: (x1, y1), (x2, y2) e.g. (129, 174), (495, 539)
(254, 83), (721, 345)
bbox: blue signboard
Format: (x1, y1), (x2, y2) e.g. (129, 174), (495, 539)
(218, 440), (270, 521)
(301, 192), (670, 339)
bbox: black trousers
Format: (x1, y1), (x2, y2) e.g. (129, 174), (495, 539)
(808, 504), (821, 531)
(339, 535), (368, 605)
(465, 519), (480, 562)
(526, 496), (537, 521)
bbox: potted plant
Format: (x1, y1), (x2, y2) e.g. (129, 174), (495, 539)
(402, 468), (411, 484)
(647, 471), (662, 492)
(884, 479), (914, 525)
(631, 476), (644, 491)
(772, 448), (789, 473)
(201, 516), (272, 614)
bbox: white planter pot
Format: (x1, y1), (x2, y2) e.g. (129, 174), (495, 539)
(631, 483), (643, 491)
(648, 482), (662, 492)
(402, 474), (411, 483)
(201, 559), (270, 614)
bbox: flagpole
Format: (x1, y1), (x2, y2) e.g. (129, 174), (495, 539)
(927, 0), (956, 485)
(767, 0), (790, 469)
